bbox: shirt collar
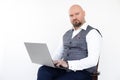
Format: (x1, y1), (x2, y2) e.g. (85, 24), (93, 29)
(73, 22), (88, 31)
(80, 22), (88, 30)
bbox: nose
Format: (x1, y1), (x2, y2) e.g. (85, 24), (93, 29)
(72, 15), (77, 20)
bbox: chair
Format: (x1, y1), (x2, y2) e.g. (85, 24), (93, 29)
(91, 62), (100, 80)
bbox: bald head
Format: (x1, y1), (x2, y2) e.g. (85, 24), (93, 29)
(69, 5), (84, 13)
(69, 5), (85, 29)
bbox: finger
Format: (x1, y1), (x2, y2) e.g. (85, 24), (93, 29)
(53, 60), (58, 64)
(56, 62), (61, 67)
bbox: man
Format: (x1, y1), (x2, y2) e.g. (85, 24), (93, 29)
(37, 4), (102, 80)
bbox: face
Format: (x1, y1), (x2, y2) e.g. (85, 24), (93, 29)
(69, 5), (85, 28)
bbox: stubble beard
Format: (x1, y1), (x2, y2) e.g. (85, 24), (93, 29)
(72, 20), (82, 28)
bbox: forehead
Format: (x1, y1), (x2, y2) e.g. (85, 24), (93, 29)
(69, 5), (83, 14)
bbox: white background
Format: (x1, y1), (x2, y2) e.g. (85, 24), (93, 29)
(0, 0), (120, 80)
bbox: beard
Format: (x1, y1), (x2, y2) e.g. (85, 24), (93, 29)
(72, 19), (82, 28)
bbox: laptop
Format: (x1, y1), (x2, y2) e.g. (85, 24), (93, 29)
(24, 42), (55, 67)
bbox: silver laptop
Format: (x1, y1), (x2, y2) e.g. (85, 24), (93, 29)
(24, 42), (55, 67)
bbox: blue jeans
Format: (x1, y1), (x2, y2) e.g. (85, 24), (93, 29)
(37, 66), (92, 80)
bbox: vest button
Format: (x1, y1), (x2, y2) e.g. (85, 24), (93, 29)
(67, 54), (69, 56)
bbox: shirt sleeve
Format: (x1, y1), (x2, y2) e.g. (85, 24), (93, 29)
(52, 38), (64, 60)
(68, 29), (102, 71)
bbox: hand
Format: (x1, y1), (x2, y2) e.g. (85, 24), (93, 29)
(53, 60), (68, 68)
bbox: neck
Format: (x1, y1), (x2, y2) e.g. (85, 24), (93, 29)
(74, 27), (80, 30)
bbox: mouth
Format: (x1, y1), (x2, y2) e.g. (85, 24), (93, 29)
(72, 20), (81, 27)
(73, 19), (79, 23)
(73, 20), (79, 24)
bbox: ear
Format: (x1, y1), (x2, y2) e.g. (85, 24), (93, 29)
(83, 10), (85, 16)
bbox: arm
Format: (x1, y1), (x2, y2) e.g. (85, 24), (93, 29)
(68, 29), (102, 71)
(52, 38), (69, 68)
(52, 39), (64, 60)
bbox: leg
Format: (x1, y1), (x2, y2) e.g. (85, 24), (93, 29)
(55, 70), (92, 80)
(37, 66), (66, 80)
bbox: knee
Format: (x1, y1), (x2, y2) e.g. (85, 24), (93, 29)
(37, 66), (52, 80)
(38, 66), (49, 75)
(37, 66), (56, 80)
(37, 66), (49, 78)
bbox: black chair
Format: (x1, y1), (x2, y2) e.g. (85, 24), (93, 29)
(91, 63), (100, 80)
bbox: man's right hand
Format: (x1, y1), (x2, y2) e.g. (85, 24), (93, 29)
(53, 60), (68, 68)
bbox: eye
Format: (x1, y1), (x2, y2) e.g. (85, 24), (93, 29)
(70, 14), (73, 17)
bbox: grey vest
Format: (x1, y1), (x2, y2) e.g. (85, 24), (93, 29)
(62, 25), (101, 73)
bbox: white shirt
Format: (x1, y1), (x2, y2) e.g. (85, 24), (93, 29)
(52, 23), (102, 71)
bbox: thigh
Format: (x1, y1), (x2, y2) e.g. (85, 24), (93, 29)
(55, 70), (92, 80)
(37, 66), (66, 80)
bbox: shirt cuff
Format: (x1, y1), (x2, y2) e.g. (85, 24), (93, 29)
(68, 60), (83, 71)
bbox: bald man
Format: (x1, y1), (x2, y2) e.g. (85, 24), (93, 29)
(37, 4), (102, 80)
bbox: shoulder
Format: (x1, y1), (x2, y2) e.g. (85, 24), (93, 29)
(65, 29), (73, 33)
(87, 25), (102, 37)
(87, 29), (102, 39)
(64, 29), (73, 35)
